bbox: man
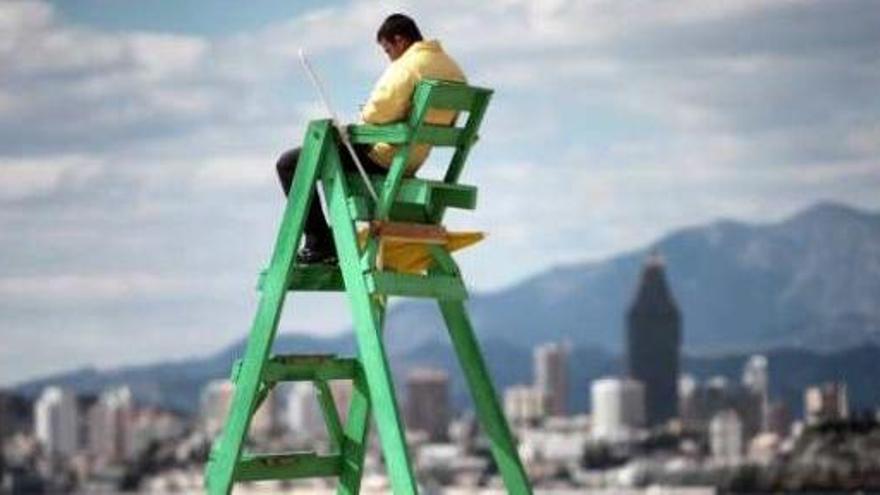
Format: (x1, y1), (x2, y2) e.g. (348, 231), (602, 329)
(276, 13), (466, 263)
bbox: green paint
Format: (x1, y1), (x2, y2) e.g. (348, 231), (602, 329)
(204, 80), (531, 495)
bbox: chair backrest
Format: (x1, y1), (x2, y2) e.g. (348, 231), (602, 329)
(405, 79), (494, 185)
(345, 80), (493, 223)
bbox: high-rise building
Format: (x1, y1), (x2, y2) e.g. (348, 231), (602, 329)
(405, 368), (450, 441)
(590, 377), (645, 441)
(626, 252), (682, 427)
(129, 408), (185, 456)
(710, 409), (743, 463)
(742, 355), (768, 396)
(1, 392), (32, 441)
(765, 399), (792, 437)
(34, 386), (79, 457)
(87, 386), (134, 463)
(804, 382), (849, 425)
(534, 342), (568, 416)
(504, 385), (546, 427)
(679, 375), (762, 440)
(742, 355), (769, 431)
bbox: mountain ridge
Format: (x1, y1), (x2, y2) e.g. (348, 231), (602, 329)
(10, 201), (880, 416)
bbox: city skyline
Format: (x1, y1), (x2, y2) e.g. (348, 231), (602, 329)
(7, 333), (867, 491)
(3, 240), (873, 491)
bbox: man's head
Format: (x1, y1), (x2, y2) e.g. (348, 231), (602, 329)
(376, 13), (423, 61)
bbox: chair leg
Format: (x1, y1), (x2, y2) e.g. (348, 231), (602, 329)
(337, 298), (386, 495)
(324, 154), (420, 495)
(204, 120), (332, 495)
(336, 363), (372, 495)
(438, 299), (534, 495)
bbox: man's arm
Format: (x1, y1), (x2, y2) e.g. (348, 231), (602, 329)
(360, 64), (418, 125)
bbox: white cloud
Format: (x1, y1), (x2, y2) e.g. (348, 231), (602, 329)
(0, 155), (102, 200)
(0, 273), (203, 302)
(192, 155), (277, 190)
(1, 0), (879, 384)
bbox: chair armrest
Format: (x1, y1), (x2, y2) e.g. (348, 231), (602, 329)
(347, 123), (411, 145)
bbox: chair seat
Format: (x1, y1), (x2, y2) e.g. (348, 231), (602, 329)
(346, 174), (477, 222)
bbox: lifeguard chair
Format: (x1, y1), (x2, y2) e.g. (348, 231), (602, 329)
(204, 80), (532, 495)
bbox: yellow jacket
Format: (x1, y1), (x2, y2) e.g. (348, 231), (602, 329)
(361, 40), (466, 174)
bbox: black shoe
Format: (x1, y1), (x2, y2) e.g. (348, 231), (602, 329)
(296, 243), (338, 265)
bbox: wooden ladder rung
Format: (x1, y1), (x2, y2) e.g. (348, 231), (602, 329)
(235, 452), (341, 481)
(262, 355), (359, 382)
(370, 221), (448, 244)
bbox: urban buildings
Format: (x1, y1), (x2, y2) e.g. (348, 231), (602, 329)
(710, 409), (743, 463)
(503, 384), (546, 427)
(679, 375), (762, 439)
(6, 247), (876, 492)
(591, 377), (645, 441)
(626, 252), (682, 427)
(742, 355), (769, 431)
(0, 392), (32, 443)
(534, 342), (568, 417)
(86, 386), (134, 462)
(804, 382), (849, 425)
(34, 386), (78, 457)
(405, 368), (450, 441)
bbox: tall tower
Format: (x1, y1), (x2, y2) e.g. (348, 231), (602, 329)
(34, 386), (79, 457)
(87, 386), (134, 462)
(534, 342), (568, 416)
(626, 251), (682, 427)
(405, 368), (451, 441)
(742, 355), (769, 431)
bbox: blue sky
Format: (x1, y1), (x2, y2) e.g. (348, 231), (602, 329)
(2, 0), (879, 385)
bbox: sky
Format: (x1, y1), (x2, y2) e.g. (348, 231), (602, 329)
(1, 0), (879, 386)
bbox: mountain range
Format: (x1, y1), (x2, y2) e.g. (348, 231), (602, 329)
(377, 201), (880, 355)
(12, 201), (880, 416)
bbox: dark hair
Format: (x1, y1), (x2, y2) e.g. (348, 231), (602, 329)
(376, 13), (423, 43)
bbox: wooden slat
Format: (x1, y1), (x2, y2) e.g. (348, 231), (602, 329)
(346, 123), (410, 144)
(368, 272), (467, 300)
(262, 355), (359, 382)
(444, 90), (492, 186)
(346, 175), (478, 212)
(236, 452), (341, 481)
(425, 81), (480, 111)
(370, 221), (448, 244)
(288, 265), (345, 291)
(413, 125), (463, 147)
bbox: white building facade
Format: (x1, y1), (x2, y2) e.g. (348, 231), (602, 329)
(34, 386), (79, 457)
(590, 377), (645, 441)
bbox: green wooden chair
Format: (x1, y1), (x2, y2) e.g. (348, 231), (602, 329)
(204, 80), (532, 495)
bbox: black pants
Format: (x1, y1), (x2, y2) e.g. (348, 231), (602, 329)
(276, 143), (387, 246)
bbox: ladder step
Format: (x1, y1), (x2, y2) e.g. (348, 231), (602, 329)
(290, 265), (345, 291)
(258, 266), (345, 292)
(235, 452), (341, 481)
(368, 271), (467, 300)
(262, 354), (359, 382)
